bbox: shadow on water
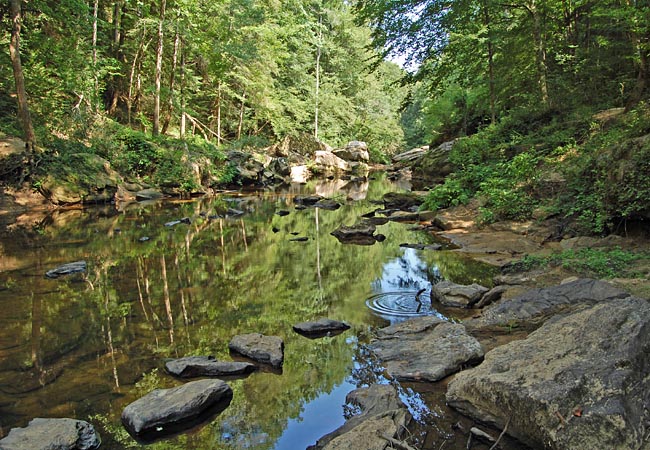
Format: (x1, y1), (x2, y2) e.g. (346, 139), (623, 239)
(0, 174), (508, 449)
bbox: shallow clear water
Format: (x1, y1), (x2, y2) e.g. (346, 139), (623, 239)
(0, 174), (503, 449)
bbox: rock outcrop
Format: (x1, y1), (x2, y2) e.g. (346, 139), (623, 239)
(0, 418), (100, 450)
(333, 141), (370, 162)
(368, 316), (484, 382)
(121, 378), (232, 437)
(447, 296), (650, 450)
(466, 278), (630, 331)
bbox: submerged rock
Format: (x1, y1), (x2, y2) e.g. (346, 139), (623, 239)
(121, 379), (232, 437)
(164, 217), (191, 227)
(307, 384), (411, 450)
(293, 318), (350, 338)
(229, 333), (284, 368)
(45, 260), (87, 279)
(430, 280), (489, 308)
(0, 418), (100, 450)
(136, 188), (164, 201)
(466, 278), (630, 331)
(447, 296), (650, 450)
(368, 316), (484, 382)
(164, 356), (256, 378)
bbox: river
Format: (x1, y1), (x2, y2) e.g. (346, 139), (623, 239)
(0, 173), (501, 449)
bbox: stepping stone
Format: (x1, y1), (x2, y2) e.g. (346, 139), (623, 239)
(164, 356), (256, 378)
(229, 333), (284, 369)
(121, 378), (232, 437)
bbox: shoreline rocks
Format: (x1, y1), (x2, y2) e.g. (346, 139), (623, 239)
(447, 296), (650, 450)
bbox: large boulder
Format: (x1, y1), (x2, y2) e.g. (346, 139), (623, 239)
(0, 418), (100, 450)
(121, 378), (232, 437)
(333, 141), (370, 162)
(431, 281), (489, 308)
(411, 140), (457, 184)
(313, 151), (350, 175)
(392, 146), (429, 164)
(466, 278), (630, 331)
(447, 296), (650, 450)
(382, 192), (423, 210)
(229, 333), (284, 368)
(164, 356), (256, 378)
(307, 384), (411, 450)
(368, 316), (484, 382)
(39, 153), (122, 205)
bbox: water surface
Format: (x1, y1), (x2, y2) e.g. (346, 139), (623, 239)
(0, 174), (500, 449)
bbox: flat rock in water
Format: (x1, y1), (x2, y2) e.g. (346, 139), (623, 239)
(466, 278), (630, 331)
(330, 221), (377, 246)
(45, 260), (87, 279)
(293, 318), (351, 338)
(431, 280), (489, 308)
(229, 333), (284, 368)
(368, 316), (484, 382)
(307, 384), (410, 450)
(121, 378), (232, 437)
(382, 192), (423, 210)
(0, 417), (100, 450)
(164, 356), (256, 378)
(314, 198), (341, 210)
(294, 195), (323, 206)
(447, 296), (650, 450)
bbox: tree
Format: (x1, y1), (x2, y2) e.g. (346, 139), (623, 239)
(8, 0), (36, 153)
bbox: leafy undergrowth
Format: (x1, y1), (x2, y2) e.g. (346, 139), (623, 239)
(513, 247), (649, 279)
(422, 103), (650, 235)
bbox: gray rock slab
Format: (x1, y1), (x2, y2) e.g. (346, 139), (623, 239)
(431, 280), (489, 308)
(45, 261), (87, 279)
(307, 384), (410, 450)
(466, 278), (630, 331)
(447, 296), (650, 450)
(368, 316), (484, 382)
(0, 418), (100, 450)
(164, 356), (256, 378)
(136, 188), (164, 201)
(229, 333), (284, 368)
(121, 378), (232, 436)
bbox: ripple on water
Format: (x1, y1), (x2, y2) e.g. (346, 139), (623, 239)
(365, 290), (447, 320)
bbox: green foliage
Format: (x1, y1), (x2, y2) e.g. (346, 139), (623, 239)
(114, 128), (160, 177)
(422, 177), (471, 211)
(518, 247), (645, 279)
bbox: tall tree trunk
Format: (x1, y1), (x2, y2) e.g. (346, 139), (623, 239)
(180, 40), (186, 138)
(9, 0), (36, 155)
(215, 82), (222, 144)
(530, 2), (550, 106)
(237, 90), (246, 140)
(483, 2), (496, 124)
(314, 13), (323, 139)
(153, 0), (166, 136)
(161, 22), (180, 135)
(92, 0), (99, 98)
